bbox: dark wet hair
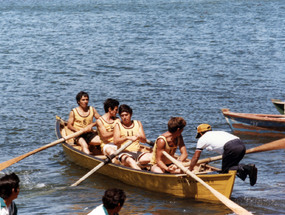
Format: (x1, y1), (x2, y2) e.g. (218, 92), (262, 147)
(76, 91), (89, 104)
(102, 188), (126, 209)
(103, 98), (119, 113)
(168, 117), (186, 133)
(118, 104), (132, 116)
(0, 173), (20, 199)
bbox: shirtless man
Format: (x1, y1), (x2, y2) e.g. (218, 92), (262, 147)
(150, 117), (188, 173)
(67, 91), (101, 154)
(96, 98), (120, 156)
(113, 104), (151, 170)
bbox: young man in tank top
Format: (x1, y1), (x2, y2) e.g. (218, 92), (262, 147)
(67, 91), (101, 155)
(189, 124), (257, 186)
(150, 117), (188, 173)
(96, 98), (120, 156)
(113, 104), (152, 170)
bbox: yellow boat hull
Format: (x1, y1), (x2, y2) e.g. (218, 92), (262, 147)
(56, 117), (236, 202)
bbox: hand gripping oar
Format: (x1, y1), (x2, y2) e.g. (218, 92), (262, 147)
(71, 140), (133, 187)
(162, 151), (252, 215)
(146, 139), (154, 147)
(0, 129), (85, 171)
(195, 137), (285, 165)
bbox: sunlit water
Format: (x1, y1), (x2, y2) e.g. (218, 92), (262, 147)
(0, 0), (285, 214)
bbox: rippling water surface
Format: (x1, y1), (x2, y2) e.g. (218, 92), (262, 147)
(1, 0), (285, 214)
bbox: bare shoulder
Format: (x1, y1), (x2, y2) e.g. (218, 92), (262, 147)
(156, 136), (167, 148)
(137, 120), (143, 127)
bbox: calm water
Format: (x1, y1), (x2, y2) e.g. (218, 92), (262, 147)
(0, 0), (285, 214)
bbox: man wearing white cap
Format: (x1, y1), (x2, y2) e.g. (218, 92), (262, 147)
(189, 124), (257, 186)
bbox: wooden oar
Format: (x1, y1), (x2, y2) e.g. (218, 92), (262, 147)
(0, 129), (85, 171)
(146, 139), (154, 146)
(71, 140), (133, 187)
(195, 137), (285, 165)
(162, 151), (252, 215)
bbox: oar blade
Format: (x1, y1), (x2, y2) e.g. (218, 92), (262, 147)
(0, 129), (85, 171)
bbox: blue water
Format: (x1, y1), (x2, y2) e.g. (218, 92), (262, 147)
(1, 0), (285, 214)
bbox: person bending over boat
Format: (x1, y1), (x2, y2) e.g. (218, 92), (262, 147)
(67, 91), (101, 155)
(189, 124), (257, 186)
(150, 117), (188, 173)
(96, 98), (120, 156)
(88, 188), (126, 215)
(113, 104), (152, 170)
(0, 173), (20, 215)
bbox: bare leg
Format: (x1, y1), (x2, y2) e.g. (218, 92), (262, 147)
(151, 164), (164, 173)
(120, 155), (141, 170)
(89, 135), (101, 146)
(138, 153), (151, 165)
(77, 138), (91, 154)
(103, 145), (117, 156)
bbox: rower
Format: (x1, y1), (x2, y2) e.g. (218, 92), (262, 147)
(67, 91), (101, 155)
(150, 117), (188, 173)
(113, 104), (152, 170)
(96, 98), (120, 158)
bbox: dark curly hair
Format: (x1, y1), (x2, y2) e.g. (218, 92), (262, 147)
(102, 188), (126, 209)
(0, 173), (20, 199)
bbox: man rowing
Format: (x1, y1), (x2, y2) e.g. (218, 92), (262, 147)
(96, 98), (120, 157)
(113, 104), (152, 170)
(150, 117), (188, 173)
(67, 91), (101, 154)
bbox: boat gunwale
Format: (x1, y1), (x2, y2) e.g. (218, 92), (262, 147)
(271, 99), (285, 105)
(221, 108), (285, 122)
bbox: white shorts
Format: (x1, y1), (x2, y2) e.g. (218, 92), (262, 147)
(102, 143), (118, 155)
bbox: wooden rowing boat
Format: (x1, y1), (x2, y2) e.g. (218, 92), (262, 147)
(55, 116), (236, 202)
(221, 108), (285, 137)
(271, 99), (285, 115)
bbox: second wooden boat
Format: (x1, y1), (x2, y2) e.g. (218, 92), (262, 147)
(271, 99), (285, 115)
(221, 108), (285, 137)
(55, 116), (236, 202)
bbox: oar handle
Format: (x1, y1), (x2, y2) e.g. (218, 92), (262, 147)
(197, 155), (223, 164)
(162, 151), (252, 215)
(146, 139), (154, 146)
(246, 138), (285, 154)
(70, 140), (133, 187)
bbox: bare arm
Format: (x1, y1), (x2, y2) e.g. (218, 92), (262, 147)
(92, 107), (101, 119)
(189, 150), (202, 171)
(156, 138), (171, 172)
(96, 119), (113, 142)
(67, 111), (78, 132)
(137, 121), (146, 143)
(113, 123), (138, 146)
(177, 135), (188, 162)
